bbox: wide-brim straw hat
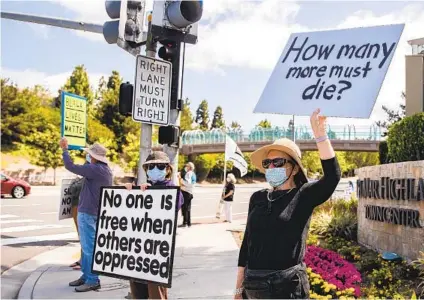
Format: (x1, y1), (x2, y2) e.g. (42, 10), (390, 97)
(143, 151), (172, 170)
(82, 143), (109, 165)
(251, 138), (308, 184)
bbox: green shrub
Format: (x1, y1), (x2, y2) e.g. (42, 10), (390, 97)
(311, 197), (358, 241)
(379, 140), (390, 164)
(193, 154), (216, 182)
(328, 213), (357, 241)
(412, 251), (424, 297)
(310, 210), (332, 236)
(387, 112), (424, 162)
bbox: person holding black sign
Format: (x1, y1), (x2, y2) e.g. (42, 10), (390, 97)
(234, 109), (341, 299)
(124, 151), (183, 300)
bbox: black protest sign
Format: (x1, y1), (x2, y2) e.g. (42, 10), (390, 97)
(254, 24), (405, 118)
(91, 186), (179, 287)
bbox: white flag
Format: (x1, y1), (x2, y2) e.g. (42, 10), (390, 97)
(225, 135), (248, 177)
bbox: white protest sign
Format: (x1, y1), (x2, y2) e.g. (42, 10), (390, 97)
(132, 55), (172, 125)
(92, 186), (179, 287)
(59, 179), (75, 220)
(254, 24), (404, 118)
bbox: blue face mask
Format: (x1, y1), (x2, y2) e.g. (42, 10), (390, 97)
(147, 167), (167, 182)
(265, 168), (288, 188)
(86, 154), (91, 163)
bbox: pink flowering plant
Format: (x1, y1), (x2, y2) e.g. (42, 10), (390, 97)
(305, 245), (362, 297)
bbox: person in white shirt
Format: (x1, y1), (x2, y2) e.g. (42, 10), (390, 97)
(180, 162), (196, 227)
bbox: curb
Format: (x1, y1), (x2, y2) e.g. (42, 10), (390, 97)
(17, 265), (51, 299)
(1, 243), (80, 300)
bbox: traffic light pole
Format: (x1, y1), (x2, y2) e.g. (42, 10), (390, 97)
(162, 42), (182, 184)
(137, 17), (156, 185)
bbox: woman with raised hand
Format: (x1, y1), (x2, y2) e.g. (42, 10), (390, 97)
(124, 151), (183, 300)
(234, 109), (341, 299)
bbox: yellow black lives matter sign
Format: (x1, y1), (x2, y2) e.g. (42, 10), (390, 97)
(61, 92), (87, 150)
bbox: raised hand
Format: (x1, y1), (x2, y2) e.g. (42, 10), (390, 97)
(310, 108), (327, 139)
(59, 137), (68, 150)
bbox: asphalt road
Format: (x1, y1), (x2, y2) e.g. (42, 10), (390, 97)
(0, 185), (259, 274)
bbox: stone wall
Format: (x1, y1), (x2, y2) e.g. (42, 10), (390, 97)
(356, 161), (424, 260)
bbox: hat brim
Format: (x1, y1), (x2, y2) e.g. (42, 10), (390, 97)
(251, 144), (308, 183)
(83, 148), (109, 165)
(142, 159), (171, 166)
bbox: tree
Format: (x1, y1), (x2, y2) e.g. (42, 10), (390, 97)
(334, 152), (354, 176)
(180, 98), (195, 132)
(54, 65), (94, 116)
(96, 71), (138, 151)
(229, 121), (241, 130)
(23, 124), (64, 185)
(300, 151), (322, 177)
(195, 100), (209, 130)
(375, 92), (406, 137)
(193, 154), (216, 182)
(343, 152), (379, 169)
(210, 106), (225, 130)
(257, 119), (272, 128)
(1, 78), (57, 146)
(86, 118), (119, 163)
(387, 112), (424, 162)
(121, 132), (140, 175)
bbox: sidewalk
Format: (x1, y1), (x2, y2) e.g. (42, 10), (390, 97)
(16, 220), (246, 299)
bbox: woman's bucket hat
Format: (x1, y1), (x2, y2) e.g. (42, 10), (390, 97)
(250, 138), (308, 183)
(143, 151), (172, 169)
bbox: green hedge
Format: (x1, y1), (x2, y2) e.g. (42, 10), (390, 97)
(387, 112), (424, 162)
(378, 140), (390, 164)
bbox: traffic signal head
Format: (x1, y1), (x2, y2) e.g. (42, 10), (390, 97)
(158, 41), (178, 61)
(151, 0), (203, 45)
(119, 82), (134, 116)
(103, 0), (146, 55)
(166, 0), (203, 28)
(159, 125), (180, 146)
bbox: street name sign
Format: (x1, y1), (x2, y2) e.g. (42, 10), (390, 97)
(61, 91), (87, 150)
(132, 55), (172, 125)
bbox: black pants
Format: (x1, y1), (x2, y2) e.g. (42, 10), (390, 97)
(181, 191), (193, 226)
(243, 263), (309, 299)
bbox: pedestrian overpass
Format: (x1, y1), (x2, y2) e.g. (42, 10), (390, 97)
(153, 124), (382, 154)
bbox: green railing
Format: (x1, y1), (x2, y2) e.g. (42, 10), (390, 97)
(181, 125), (382, 145)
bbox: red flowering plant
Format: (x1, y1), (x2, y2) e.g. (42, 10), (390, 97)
(305, 245), (362, 297)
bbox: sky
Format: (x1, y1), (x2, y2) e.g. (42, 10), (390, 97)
(1, 0), (423, 133)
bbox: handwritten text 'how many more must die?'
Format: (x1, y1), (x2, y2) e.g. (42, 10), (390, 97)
(282, 36), (397, 101)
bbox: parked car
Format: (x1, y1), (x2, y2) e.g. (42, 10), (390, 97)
(1, 173), (31, 198)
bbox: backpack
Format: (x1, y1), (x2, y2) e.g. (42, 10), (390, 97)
(191, 173), (197, 184)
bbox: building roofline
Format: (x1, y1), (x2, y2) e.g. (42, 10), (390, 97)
(408, 37), (424, 46)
